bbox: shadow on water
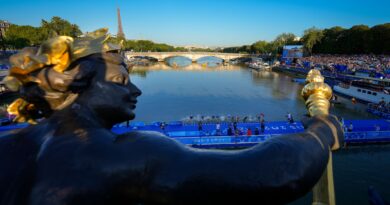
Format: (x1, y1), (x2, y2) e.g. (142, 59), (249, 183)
(290, 144), (390, 205)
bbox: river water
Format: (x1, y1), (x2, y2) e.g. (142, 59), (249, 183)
(130, 57), (390, 205)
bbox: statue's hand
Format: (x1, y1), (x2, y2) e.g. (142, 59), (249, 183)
(7, 98), (38, 124)
(301, 115), (344, 151)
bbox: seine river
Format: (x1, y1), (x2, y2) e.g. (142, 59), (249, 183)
(130, 57), (390, 205)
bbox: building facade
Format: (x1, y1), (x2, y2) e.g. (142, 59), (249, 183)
(0, 20), (11, 40)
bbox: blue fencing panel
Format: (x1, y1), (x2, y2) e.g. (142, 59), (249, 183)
(334, 64), (348, 72)
(0, 123), (29, 132)
(168, 121), (183, 126)
(111, 127), (132, 134)
(168, 131), (200, 137)
(303, 62), (311, 68)
(130, 121), (145, 127)
(344, 120), (390, 132)
(172, 135), (273, 146)
(345, 131), (390, 143)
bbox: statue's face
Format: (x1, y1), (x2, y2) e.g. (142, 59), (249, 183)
(77, 53), (142, 125)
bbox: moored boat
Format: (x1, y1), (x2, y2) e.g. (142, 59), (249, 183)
(333, 80), (390, 104)
(248, 61), (271, 71)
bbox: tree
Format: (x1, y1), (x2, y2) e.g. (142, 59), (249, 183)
(273, 33), (297, 47)
(174, 47), (188, 52)
(302, 27), (324, 55)
(4, 17), (82, 49)
(271, 33), (299, 55)
(41, 16), (82, 39)
(251, 40), (269, 54)
(343, 25), (370, 54)
(122, 40), (180, 52)
(314, 26), (345, 54)
(4, 25), (45, 48)
(369, 23), (390, 54)
(0, 37), (7, 51)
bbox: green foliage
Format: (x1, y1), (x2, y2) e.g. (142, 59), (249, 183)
(4, 25), (45, 48)
(313, 26), (345, 54)
(369, 23), (390, 54)
(174, 47), (188, 52)
(312, 23), (390, 54)
(222, 33), (298, 54)
(189, 47), (214, 52)
(4, 16), (81, 49)
(122, 39), (188, 52)
(223, 23), (390, 55)
(40, 16), (82, 38)
(273, 33), (297, 48)
(251, 41), (269, 54)
(4, 17), (390, 55)
(302, 27), (324, 55)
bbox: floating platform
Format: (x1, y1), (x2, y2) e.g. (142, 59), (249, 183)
(2, 119), (389, 148)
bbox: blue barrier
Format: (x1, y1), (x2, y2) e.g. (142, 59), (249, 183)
(0, 64), (10, 70)
(0, 123), (30, 132)
(345, 131), (390, 143)
(343, 120), (390, 131)
(130, 121), (145, 127)
(172, 135), (273, 147)
(2, 120), (390, 148)
(366, 108), (390, 120)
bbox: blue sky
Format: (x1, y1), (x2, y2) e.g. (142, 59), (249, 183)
(1, 0), (389, 47)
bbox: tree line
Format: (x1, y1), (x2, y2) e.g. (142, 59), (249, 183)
(0, 17), (212, 52)
(0, 17), (82, 50)
(222, 23), (390, 55)
(222, 33), (300, 54)
(304, 24), (390, 55)
(1, 16), (389, 55)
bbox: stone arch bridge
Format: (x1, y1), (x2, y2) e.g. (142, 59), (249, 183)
(125, 52), (251, 62)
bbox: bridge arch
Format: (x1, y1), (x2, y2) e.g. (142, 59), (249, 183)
(128, 55), (159, 62)
(125, 52), (251, 63)
(163, 55), (193, 62)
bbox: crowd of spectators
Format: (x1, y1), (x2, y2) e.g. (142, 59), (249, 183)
(290, 55), (390, 79)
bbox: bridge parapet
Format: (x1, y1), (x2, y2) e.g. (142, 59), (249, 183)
(125, 52), (252, 62)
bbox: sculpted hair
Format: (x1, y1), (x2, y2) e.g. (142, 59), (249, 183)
(5, 29), (124, 123)
(16, 52), (126, 119)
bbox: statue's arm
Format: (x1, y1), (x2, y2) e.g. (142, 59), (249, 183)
(123, 116), (342, 204)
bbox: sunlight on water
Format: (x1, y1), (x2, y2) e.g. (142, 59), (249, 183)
(129, 58), (389, 205)
(130, 60), (374, 122)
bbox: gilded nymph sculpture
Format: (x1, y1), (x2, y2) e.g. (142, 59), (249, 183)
(0, 29), (342, 205)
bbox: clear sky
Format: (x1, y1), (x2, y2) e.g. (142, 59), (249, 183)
(1, 0), (389, 47)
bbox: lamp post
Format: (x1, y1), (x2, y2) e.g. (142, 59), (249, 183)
(301, 69), (336, 205)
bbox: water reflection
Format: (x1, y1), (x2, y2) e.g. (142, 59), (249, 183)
(162, 56), (225, 68)
(197, 56), (223, 67)
(129, 65), (387, 205)
(166, 56), (192, 67)
(131, 62), (242, 78)
(130, 66), (375, 123)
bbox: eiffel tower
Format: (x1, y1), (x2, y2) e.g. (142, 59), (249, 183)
(117, 8), (125, 39)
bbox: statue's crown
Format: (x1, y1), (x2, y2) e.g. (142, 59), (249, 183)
(4, 28), (122, 91)
(3, 28), (123, 124)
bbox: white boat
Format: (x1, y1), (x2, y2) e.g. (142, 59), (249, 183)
(333, 80), (390, 103)
(248, 61), (271, 71)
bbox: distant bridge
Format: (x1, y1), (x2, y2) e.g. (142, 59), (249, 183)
(125, 52), (251, 62)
